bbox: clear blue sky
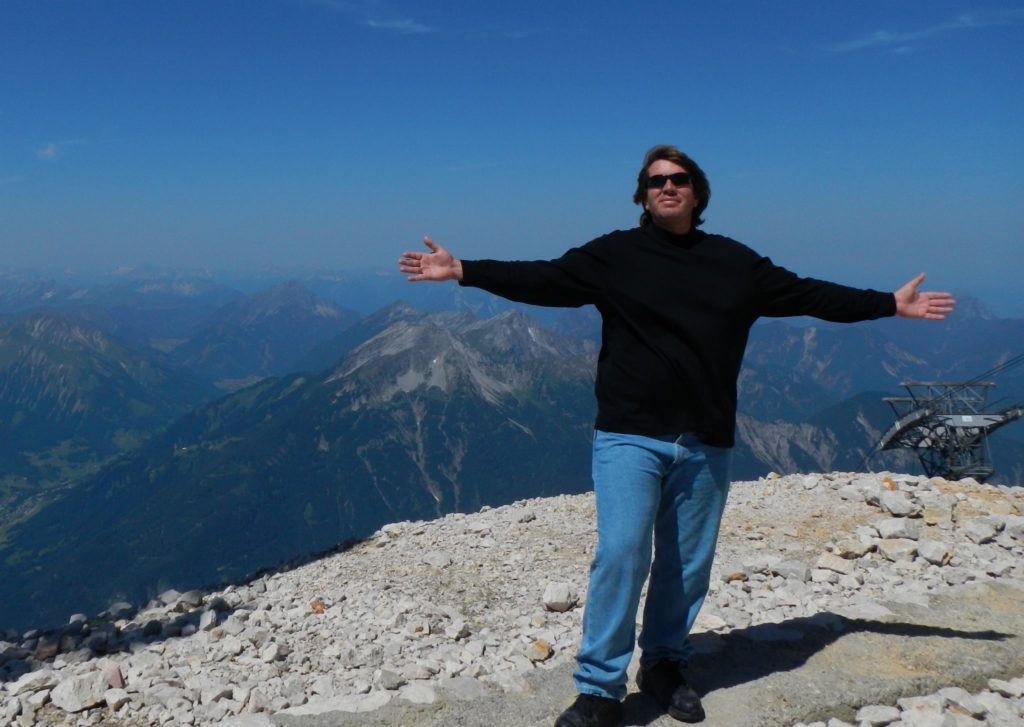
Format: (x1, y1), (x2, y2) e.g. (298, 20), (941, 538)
(2, 1), (1022, 312)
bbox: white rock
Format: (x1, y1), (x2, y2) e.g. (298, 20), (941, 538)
(279, 692), (392, 715)
(399, 681), (437, 704)
(987, 677), (1024, 697)
(936, 686), (987, 718)
(880, 490), (921, 517)
(854, 703), (902, 724)
(260, 643), (284, 662)
(900, 711), (958, 726)
(877, 517), (921, 540)
(963, 518), (1000, 545)
(9, 669), (59, 696)
(199, 610), (219, 631)
(542, 582), (577, 612)
(104, 688), (130, 710)
(816, 552), (855, 575)
(50, 671), (108, 713)
(918, 540), (952, 566)
(811, 568), (839, 584)
(25, 689), (50, 708)
(438, 676), (491, 701)
(772, 560), (811, 581)
(877, 538), (918, 562)
(833, 538), (873, 559)
(1004, 515), (1024, 540)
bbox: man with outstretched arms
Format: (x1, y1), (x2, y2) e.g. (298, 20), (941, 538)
(399, 145), (955, 727)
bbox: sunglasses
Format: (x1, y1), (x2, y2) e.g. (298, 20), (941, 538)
(646, 172), (692, 189)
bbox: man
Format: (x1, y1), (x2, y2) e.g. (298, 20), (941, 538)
(398, 145), (955, 727)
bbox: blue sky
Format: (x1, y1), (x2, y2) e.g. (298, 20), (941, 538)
(2, 1), (1022, 312)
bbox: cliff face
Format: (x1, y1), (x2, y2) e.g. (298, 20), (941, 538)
(2, 471), (1022, 726)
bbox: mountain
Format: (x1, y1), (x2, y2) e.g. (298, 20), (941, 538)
(58, 275), (243, 349)
(743, 321), (934, 401)
(0, 309), (597, 631)
(3, 297), (1023, 632)
(0, 272), (69, 313)
(168, 281), (362, 389)
(0, 313), (216, 538)
(0, 270), (243, 348)
(291, 300), (425, 373)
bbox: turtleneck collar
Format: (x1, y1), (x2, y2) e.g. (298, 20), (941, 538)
(642, 221), (705, 248)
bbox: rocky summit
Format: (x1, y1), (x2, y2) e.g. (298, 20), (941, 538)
(2, 472), (1023, 727)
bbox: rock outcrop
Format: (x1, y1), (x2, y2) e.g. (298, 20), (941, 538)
(1, 472), (1023, 726)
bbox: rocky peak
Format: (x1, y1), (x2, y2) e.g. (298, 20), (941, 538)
(326, 310), (591, 407)
(18, 315), (112, 355)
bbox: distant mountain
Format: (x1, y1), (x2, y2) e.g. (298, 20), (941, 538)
(0, 313), (215, 538)
(168, 281), (362, 389)
(743, 321), (933, 401)
(0, 309), (597, 631)
(0, 270), (243, 347)
(292, 300), (425, 373)
(59, 276), (243, 348)
(0, 272), (69, 313)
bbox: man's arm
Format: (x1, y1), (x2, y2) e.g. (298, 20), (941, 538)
(753, 252), (955, 323)
(399, 235), (605, 308)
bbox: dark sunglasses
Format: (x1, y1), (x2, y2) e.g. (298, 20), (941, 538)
(646, 172), (692, 189)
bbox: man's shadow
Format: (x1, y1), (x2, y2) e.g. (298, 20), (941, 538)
(620, 611), (1011, 725)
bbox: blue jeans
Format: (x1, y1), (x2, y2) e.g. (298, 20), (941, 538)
(573, 430), (732, 700)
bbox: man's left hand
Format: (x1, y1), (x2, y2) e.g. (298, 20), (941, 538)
(895, 273), (956, 320)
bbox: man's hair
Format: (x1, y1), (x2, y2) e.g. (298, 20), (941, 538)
(633, 145), (711, 228)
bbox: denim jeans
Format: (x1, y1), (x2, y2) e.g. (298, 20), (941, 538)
(573, 430), (732, 700)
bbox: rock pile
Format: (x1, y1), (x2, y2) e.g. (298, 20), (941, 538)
(1, 471), (1022, 726)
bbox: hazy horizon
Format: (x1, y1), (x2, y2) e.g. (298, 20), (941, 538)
(2, 1), (1021, 312)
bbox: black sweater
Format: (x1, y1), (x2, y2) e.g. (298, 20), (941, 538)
(459, 224), (896, 447)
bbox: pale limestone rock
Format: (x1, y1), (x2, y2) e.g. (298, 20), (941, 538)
(50, 671), (108, 713)
(937, 686), (988, 718)
(9, 669), (59, 696)
(878, 538), (918, 562)
(104, 687), (130, 710)
(879, 489), (922, 517)
(856, 703), (903, 724)
(399, 681), (437, 704)
(963, 517), (1000, 545)
(542, 582), (577, 612)
(877, 517), (921, 540)
(772, 560), (811, 581)
(816, 552), (855, 575)
(987, 677), (1024, 698)
(918, 540), (953, 566)
(279, 692), (391, 715)
(833, 538), (873, 559)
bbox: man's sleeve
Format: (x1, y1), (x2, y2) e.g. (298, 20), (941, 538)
(752, 255), (896, 322)
(459, 243), (607, 308)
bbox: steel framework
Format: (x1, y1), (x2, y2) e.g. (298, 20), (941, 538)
(877, 379), (1024, 481)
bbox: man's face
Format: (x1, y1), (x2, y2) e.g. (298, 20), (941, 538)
(643, 158), (700, 233)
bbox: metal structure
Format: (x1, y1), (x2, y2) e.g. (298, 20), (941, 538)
(877, 381), (1023, 481)
(875, 353), (1024, 481)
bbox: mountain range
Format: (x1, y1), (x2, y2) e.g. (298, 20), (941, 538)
(0, 268), (1021, 632)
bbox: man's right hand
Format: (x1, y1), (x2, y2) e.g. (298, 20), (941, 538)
(399, 236), (464, 282)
